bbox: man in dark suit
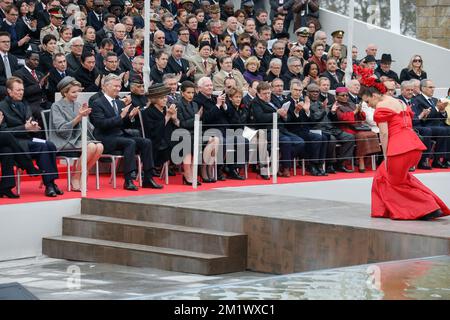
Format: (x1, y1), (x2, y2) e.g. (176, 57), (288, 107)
(95, 13), (116, 46)
(0, 5), (32, 58)
(111, 23), (127, 56)
(87, 0), (107, 31)
(165, 44), (195, 83)
(89, 74), (163, 190)
(232, 43), (252, 74)
(47, 53), (74, 103)
(411, 79), (450, 168)
(12, 51), (49, 123)
(250, 81), (305, 177)
(270, 78), (286, 108)
(73, 51), (100, 92)
(161, 0), (178, 17)
(318, 77), (336, 106)
(0, 31), (20, 99)
(118, 39), (135, 72)
(96, 38), (115, 72)
(397, 80), (432, 170)
(281, 56), (304, 90)
(286, 79), (327, 176)
(0, 76), (62, 197)
(320, 58), (345, 90)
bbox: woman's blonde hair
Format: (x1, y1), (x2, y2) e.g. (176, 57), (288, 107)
(60, 80), (82, 98)
(327, 43), (342, 59)
(245, 56), (260, 69)
(407, 54), (424, 72)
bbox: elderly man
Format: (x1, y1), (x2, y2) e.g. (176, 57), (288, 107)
(40, 6), (64, 44)
(412, 79), (450, 168)
(397, 80), (432, 170)
(163, 73), (182, 105)
(375, 54), (400, 84)
(119, 39), (136, 72)
(224, 16), (239, 50)
(66, 37), (84, 73)
(189, 41), (217, 83)
(90, 74), (163, 190)
(281, 56), (304, 90)
(293, 27), (312, 60)
(165, 44), (195, 83)
(111, 23), (127, 56)
(321, 57), (345, 90)
(151, 30), (171, 55)
(365, 44), (378, 59)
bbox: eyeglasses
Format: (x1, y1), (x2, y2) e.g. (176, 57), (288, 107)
(337, 94), (349, 97)
(308, 90), (319, 93)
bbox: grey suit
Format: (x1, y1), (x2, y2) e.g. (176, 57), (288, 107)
(49, 98), (96, 151)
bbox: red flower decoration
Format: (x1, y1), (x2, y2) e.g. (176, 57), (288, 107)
(353, 64), (387, 94)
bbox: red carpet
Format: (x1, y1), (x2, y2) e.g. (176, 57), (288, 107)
(1, 167), (448, 205)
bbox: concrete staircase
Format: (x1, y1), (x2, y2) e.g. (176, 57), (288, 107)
(43, 200), (248, 275)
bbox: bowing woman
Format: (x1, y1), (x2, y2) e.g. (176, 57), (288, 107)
(360, 84), (449, 221)
(177, 81), (219, 184)
(49, 77), (104, 191)
(141, 83), (179, 177)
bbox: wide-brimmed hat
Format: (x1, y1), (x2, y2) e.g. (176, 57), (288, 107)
(363, 55), (376, 63)
(380, 53), (395, 63)
(146, 83), (171, 98)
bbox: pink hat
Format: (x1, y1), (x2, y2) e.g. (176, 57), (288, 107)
(335, 87), (349, 94)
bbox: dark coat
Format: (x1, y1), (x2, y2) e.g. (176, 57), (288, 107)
(87, 11), (104, 31)
(412, 94), (447, 127)
(165, 56), (193, 83)
(0, 97), (35, 152)
(281, 70), (304, 90)
(0, 19), (34, 58)
(119, 53), (133, 72)
(141, 105), (177, 153)
(12, 66), (46, 105)
(249, 95), (288, 134)
(74, 66), (100, 92)
(285, 96), (311, 135)
(47, 68), (74, 102)
(194, 92), (229, 134)
(177, 97), (199, 135)
(320, 70), (345, 90)
(0, 53), (20, 98)
(232, 57), (246, 74)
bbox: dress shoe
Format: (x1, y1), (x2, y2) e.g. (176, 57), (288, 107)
(432, 160), (447, 169)
(182, 176), (201, 186)
(45, 185), (57, 197)
(444, 161), (450, 168)
(217, 173), (226, 181)
(52, 183), (64, 195)
(200, 176), (215, 183)
(124, 180), (139, 191)
(309, 166), (321, 176)
(417, 162), (432, 170)
(326, 165), (336, 174)
(419, 209), (444, 221)
(0, 189), (20, 198)
(129, 171), (138, 180)
(142, 177), (163, 189)
(227, 169), (245, 180)
(258, 173), (270, 180)
(358, 168), (366, 173)
(409, 166), (416, 172)
(318, 168), (328, 176)
(336, 165), (354, 173)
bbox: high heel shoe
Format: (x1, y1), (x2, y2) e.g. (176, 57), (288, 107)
(0, 189), (20, 198)
(182, 176), (201, 186)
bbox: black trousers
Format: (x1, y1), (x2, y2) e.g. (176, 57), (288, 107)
(323, 131), (356, 163)
(27, 140), (58, 186)
(421, 126), (450, 161)
(296, 131), (326, 165)
(414, 126), (433, 162)
(111, 136), (155, 181)
(0, 132), (38, 190)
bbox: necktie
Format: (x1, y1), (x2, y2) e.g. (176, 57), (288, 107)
(31, 69), (39, 82)
(3, 55), (12, 78)
(203, 60), (208, 70)
(60, 71), (65, 78)
(112, 99), (118, 115)
(428, 98), (434, 107)
(10, 25), (17, 42)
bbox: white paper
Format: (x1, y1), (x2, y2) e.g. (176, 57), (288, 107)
(281, 101), (291, 111)
(310, 130), (322, 136)
(32, 138), (47, 143)
(242, 126), (258, 141)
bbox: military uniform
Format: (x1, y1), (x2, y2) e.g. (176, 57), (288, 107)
(331, 30), (347, 59)
(40, 7), (64, 44)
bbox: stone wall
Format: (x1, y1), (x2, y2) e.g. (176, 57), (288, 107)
(416, 0), (450, 49)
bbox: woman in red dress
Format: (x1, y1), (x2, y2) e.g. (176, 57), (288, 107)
(360, 85), (450, 220)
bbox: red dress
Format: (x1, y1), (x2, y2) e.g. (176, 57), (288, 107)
(371, 107), (450, 220)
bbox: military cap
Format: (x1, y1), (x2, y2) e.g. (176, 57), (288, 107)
(295, 27), (309, 36)
(331, 30), (345, 38)
(48, 6), (64, 18)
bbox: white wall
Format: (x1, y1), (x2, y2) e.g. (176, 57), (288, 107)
(0, 199), (80, 261)
(319, 9), (450, 88)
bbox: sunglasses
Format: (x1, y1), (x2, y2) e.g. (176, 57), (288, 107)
(413, 59), (422, 62)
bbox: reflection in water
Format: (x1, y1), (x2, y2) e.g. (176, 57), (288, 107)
(157, 256), (450, 300)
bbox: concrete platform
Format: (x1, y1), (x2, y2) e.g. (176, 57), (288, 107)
(80, 173), (450, 274)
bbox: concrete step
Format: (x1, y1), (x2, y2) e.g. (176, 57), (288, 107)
(63, 215), (247, 256)
(42, 236), (246, 275)
(81, 199), (244, 232)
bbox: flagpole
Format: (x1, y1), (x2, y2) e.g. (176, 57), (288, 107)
(143, 0), (151, 92)
(345, 0), (355, 85)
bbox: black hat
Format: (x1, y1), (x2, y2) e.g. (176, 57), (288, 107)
(380, 53), (395, 63)
(363, 55), (376, 63)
